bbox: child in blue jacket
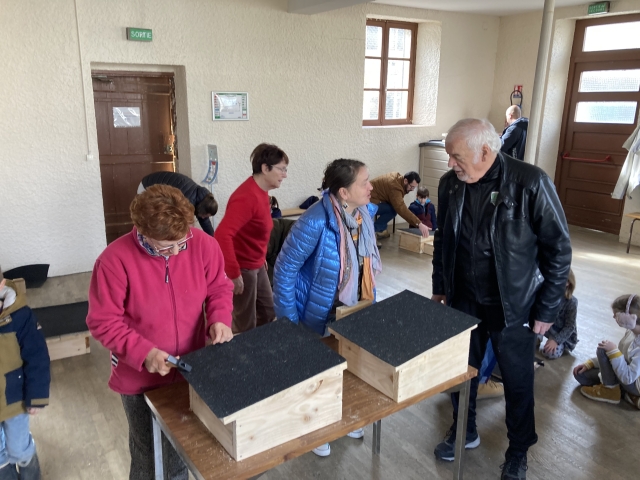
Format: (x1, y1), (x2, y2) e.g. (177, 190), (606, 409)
(0, 267), (50, 480)
(408, 186), (437, 230)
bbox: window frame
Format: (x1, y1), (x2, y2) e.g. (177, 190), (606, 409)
(363, 19), (418, 127)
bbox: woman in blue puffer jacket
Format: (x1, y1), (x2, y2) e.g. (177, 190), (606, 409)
(273, 158), (382, 457)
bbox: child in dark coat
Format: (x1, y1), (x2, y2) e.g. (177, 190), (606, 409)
(408, 187), (437, 230)
(0, 267), (50, 480)
(539, 268), (579, 359)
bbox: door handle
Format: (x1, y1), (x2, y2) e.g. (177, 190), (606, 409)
(561, 152), (612, 164)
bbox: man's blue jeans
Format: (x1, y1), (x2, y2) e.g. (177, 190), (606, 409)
(0, 413), (36, 467)
(374, 203), (396, 233)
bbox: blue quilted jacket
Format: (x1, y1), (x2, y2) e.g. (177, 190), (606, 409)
(273, 193), (377, 335)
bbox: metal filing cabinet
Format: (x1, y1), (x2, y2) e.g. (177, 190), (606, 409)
(418, 140), (449, 211)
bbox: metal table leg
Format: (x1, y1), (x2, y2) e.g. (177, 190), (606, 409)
(627, 218), (638, 254)
(372, 419), (382, 455)
(152, 414), (164, 480)
(453, 379), (471, 480)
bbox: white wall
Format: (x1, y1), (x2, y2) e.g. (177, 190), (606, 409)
(0, 0), (500, 276)
(488, 1), (640, 245)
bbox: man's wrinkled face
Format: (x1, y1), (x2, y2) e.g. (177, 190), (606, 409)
(445, 137), (487, 184)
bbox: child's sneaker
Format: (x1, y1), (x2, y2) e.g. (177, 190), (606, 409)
(434, 427), (480, 461)
(312, 443), (331, 457)
(624, 392), (640, 410)
(580, 384), (621, 404)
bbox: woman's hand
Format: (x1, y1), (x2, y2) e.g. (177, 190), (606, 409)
(232, 276), (244, 295)
(598, 340), (616, 352)
(418, 223), (430, 237)
(573, 364), (589, 376)
(144, 347), (172, 376)
(209, 322), (233, 345)
(27, 407), (40, 415)
(543, 338), (558, 354)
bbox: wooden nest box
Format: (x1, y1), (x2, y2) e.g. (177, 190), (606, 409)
(398, 228), (434, 255)
(182, 320), (347, 461)
(329, 290), (478, 402)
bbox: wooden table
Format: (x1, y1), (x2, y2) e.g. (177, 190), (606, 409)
(145, 364), (476, 480)
(625, 212), (640, 253)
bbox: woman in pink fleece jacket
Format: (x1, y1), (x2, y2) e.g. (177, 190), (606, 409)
(87, 184), (234, 480)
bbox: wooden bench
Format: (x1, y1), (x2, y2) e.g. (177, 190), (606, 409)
(625, 212), (640, 254)
(13, 279), (91, 360)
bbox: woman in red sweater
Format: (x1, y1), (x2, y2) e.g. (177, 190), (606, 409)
(87, 185), (234, 480)
(216, 143), (289, 333)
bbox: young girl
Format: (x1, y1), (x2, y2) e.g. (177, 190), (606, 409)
(573, 294), (640, 408)
(539, 269), (579, 359)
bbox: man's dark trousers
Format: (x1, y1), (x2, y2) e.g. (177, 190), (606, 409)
(450, 296), (538, 455)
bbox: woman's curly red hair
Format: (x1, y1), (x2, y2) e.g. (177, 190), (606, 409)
(130, 184), (194, 240)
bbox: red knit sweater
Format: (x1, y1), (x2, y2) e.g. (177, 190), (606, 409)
(216, 176), (273, 279)
(86, 228), (233, 395)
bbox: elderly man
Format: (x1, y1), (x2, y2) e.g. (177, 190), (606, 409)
(501, 105), (529, 160)
(371, 171), (430, 238)
(432, 118), (571, 479)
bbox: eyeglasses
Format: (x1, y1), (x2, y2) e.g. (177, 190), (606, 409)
(152, 231), (193, 255)
(272, 165), (288, 174)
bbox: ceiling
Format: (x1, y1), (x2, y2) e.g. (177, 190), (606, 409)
(372, 0), (591, 16)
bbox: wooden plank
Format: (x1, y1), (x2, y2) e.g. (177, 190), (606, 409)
(231, 365), (345, 460)
(189, 385), (236, 459)
(335, 300), (372, 320)
(222, 362), (346, 424)
(46, 332), (91, 361)
(331, 333), (395, 399)
(394, 327), (474, 402)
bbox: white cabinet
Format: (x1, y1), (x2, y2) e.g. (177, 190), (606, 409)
(419, 141), (449, 210)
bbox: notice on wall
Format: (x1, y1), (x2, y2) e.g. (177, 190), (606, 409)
(113, 107), (141, 128)
(212, 92), (249, 121)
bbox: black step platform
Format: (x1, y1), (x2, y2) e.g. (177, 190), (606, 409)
(32, 302), (89, 338)
(330, 290), (478, 367)
(181, 319), (346, 419)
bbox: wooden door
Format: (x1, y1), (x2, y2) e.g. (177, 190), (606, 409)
(92, 72), (176, 244)
(555, 15), (640, 234)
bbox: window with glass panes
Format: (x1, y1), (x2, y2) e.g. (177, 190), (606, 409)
(363, 20), (417, 126)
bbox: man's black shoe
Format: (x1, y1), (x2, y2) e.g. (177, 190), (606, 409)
(500, 453), (528, 480)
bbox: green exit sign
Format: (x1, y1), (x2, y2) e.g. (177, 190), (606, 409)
(588, 2), (609, 15)
(126, 28), (153, 42)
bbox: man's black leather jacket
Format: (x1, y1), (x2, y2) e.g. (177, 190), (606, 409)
(432, 152), (572, 327)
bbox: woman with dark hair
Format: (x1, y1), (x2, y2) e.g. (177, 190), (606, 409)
(139, 171), (218, 236)
(86, 184), (233, 480)
(216, 143), (289, 334)
(272, 158), (381, 457)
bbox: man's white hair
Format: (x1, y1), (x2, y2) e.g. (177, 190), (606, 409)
(446, 118), (502, 155)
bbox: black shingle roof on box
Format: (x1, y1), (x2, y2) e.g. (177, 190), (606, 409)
(329, 290), (478, 367)
(181, 320), (345, 419)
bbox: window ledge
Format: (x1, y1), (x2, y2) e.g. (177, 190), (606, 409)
(362, 124), (430, 129)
